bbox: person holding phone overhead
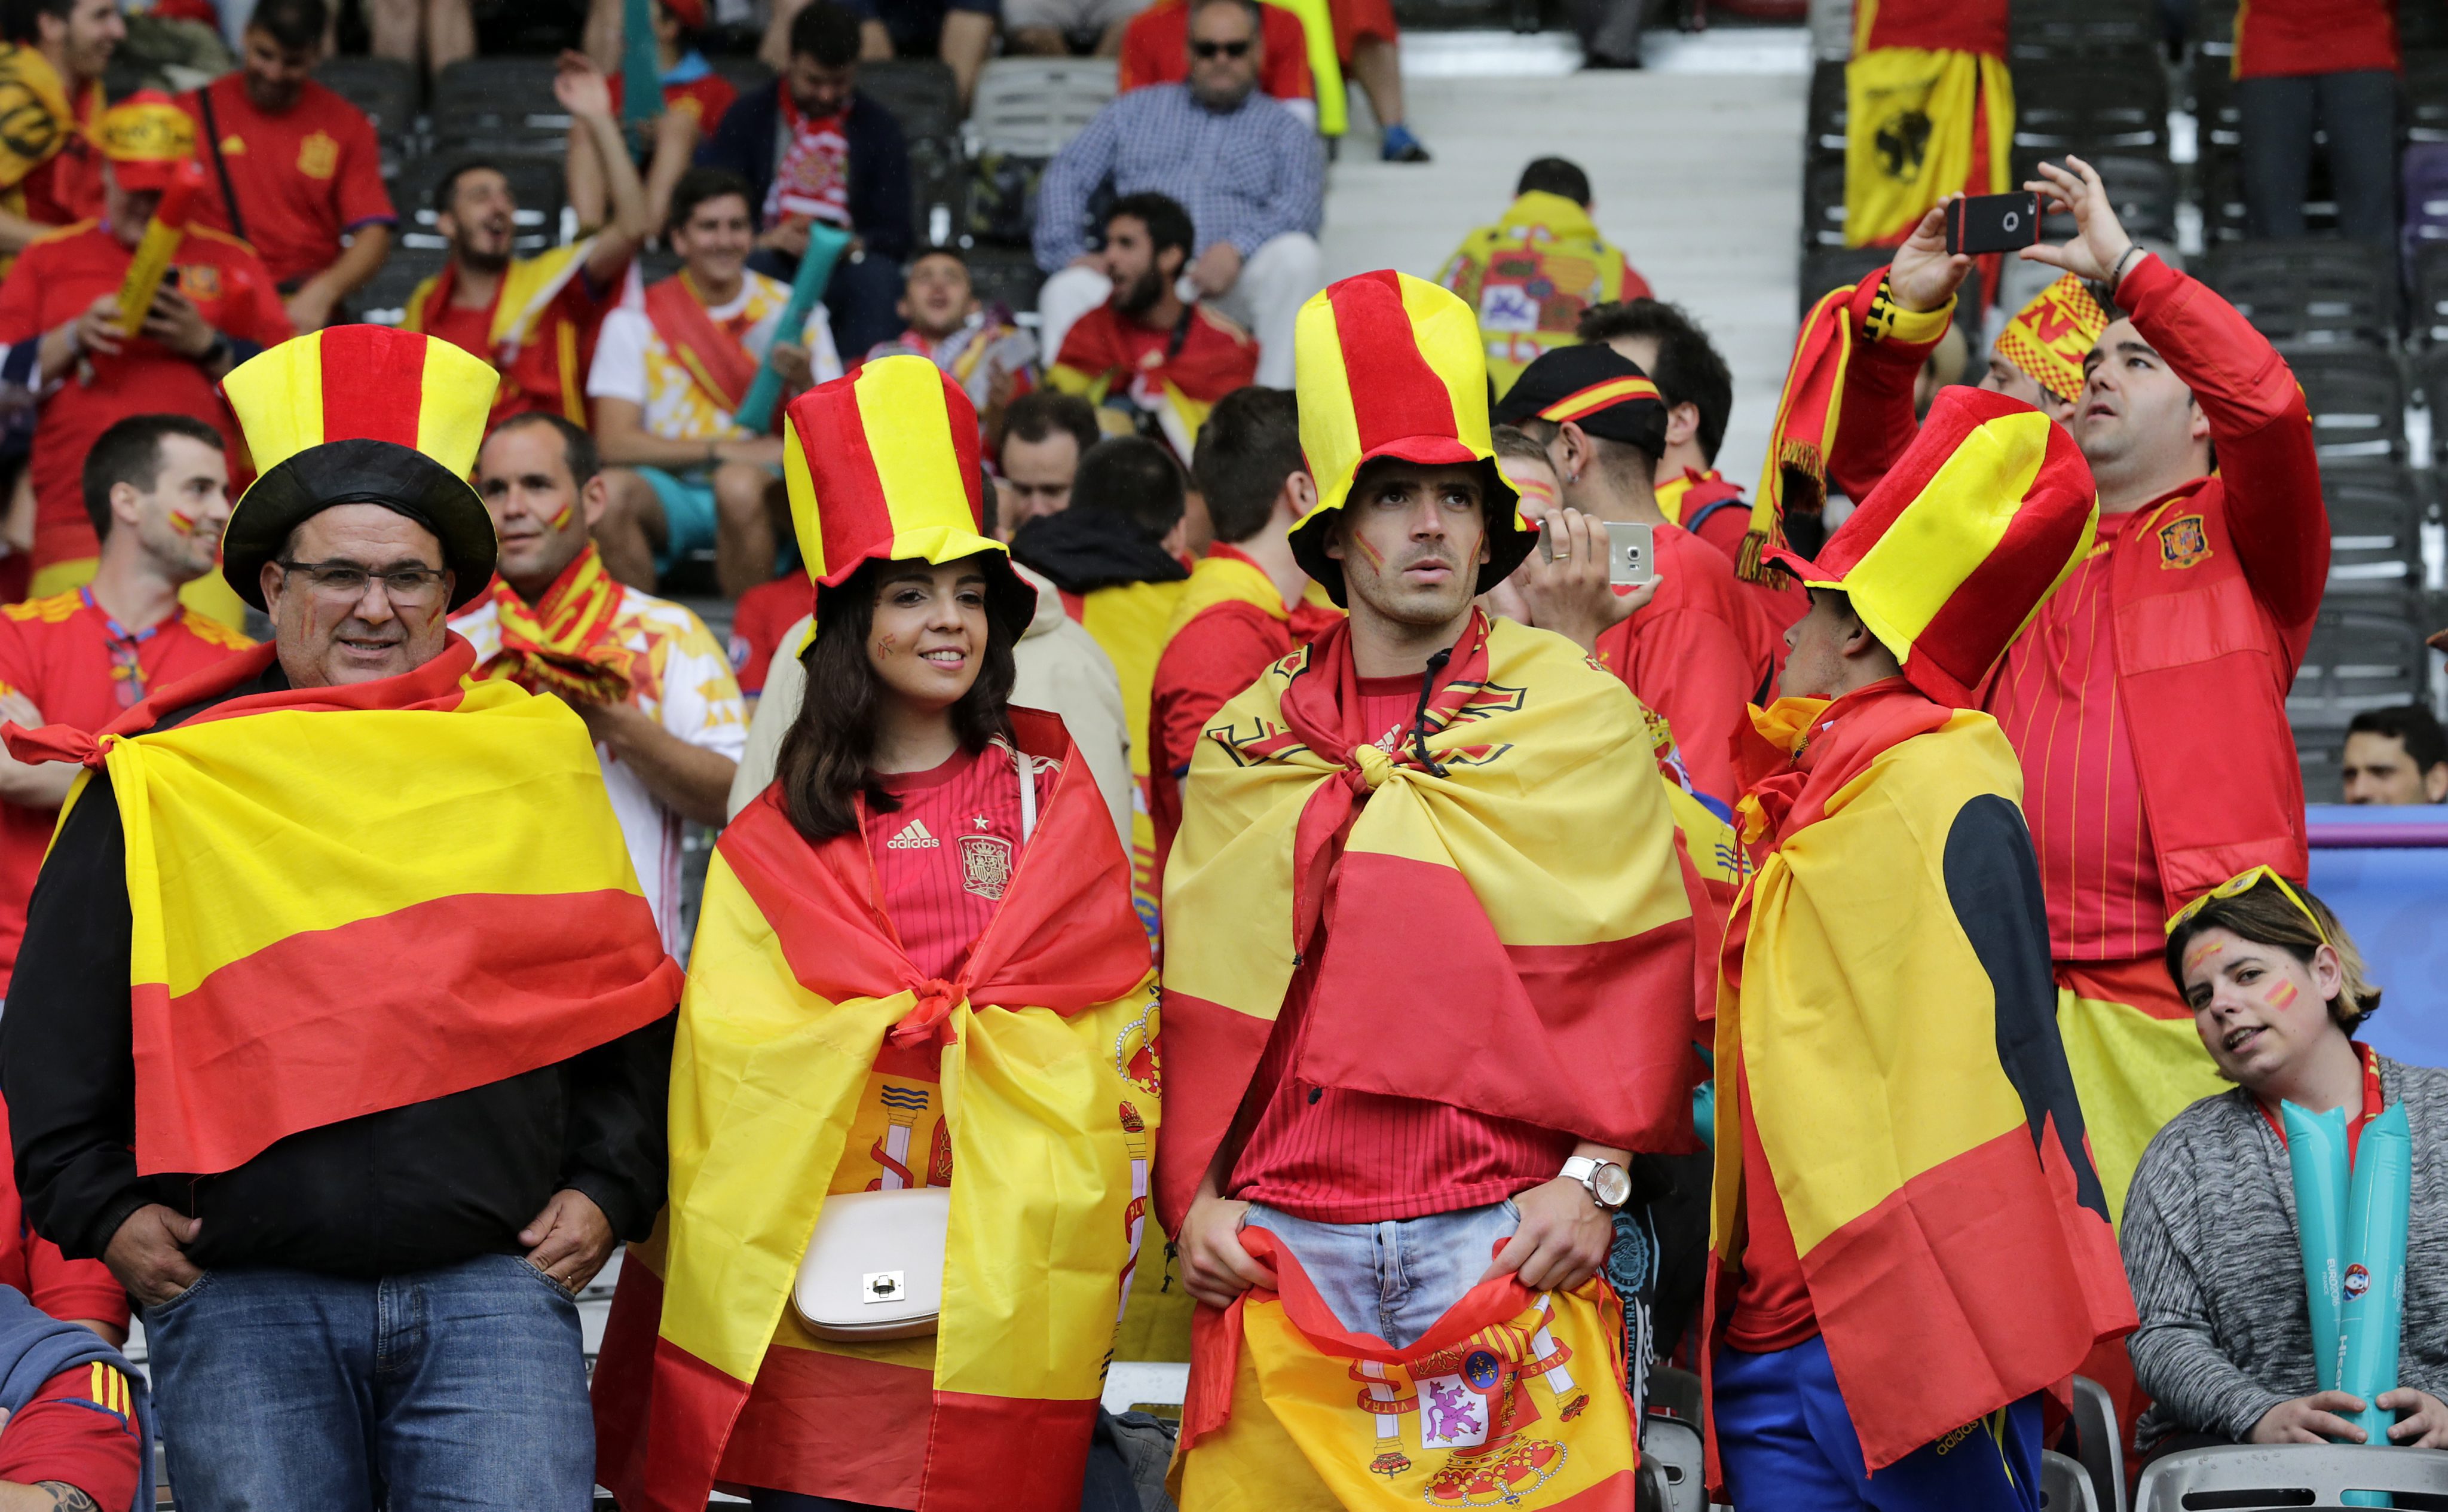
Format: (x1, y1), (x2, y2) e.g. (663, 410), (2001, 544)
(588, 356), (1159, 1512)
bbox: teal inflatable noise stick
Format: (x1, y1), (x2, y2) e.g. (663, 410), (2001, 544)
(2339, 1103), (2412, 1508)
(2282, 1100), (2350, 1392)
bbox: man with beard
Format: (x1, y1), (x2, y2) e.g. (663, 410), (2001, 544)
(1035, 0), (1321, 388)
(402, 53), (648, 429)
(1046, 192), (1257, 464)
(178, 0), (396, 332)
(0, 0), (120, 261)
(0, 415), (250, 998)
(863, 246), (1038, 450)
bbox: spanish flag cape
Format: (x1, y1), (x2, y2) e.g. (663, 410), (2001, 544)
(2, 637), (681, 1177)
(1844, 0), (2013, 248)
(1156, 609), (1701, 1234)
(1162, 544), (1344, 648)
(1176, 1229), (1639, 1512)
(589, 709), (1160, 1512)
(1708, 681), (2134, 1476)
(465, 543), (639, 706)
(0, 44), (96, 234)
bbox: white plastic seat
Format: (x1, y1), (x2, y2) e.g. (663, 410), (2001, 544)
(2137, 1443), (2448, 1511)
(966, 57), (1120, 160)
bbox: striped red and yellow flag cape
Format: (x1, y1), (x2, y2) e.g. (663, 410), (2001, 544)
(1710, 686), (2134, 1473)
(7, 638), (681, 1177)
(1156, 609), (1700, 1231)
(590, 711), (1159, 1512)
(1843, 0), (2014, 247)
(1161, 549), (1342, 646)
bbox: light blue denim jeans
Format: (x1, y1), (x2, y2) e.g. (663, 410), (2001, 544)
(142, 1253), (595, 1511)
(1242, 1200), (1522, 1349)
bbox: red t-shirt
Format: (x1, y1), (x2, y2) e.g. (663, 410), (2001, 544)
(0, 224), (293, 574)
(1985, 512), (2165, 962)
(1226, 673), (1575, 1225)
(409, 252), (620, 429)
(2236, 0), (2397, 78)
(0, 1086), (127, 1331)
(180, 75), (397, 288)
(1592, 524), (1771, 808)
(1118, 0), (1315, 101)
(727, 576), (814, 696)
(0, 589), (251, 987)
(1052, 303), (1258, 407)
(1727, 1073), (1817, 1351)
(0, 1359), (142, 1509)
(863, 742), (1060, 984)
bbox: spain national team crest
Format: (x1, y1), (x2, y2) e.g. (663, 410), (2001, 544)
(958, 833), (1012, 899)
(2158, 513), (2211, 570)
(176, 264), (222, 304)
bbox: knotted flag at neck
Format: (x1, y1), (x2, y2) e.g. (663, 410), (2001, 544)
(471, 544), (638, 706)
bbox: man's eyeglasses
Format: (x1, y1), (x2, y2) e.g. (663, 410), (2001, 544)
(275, 558), (451, 609)
(1191, 39), (1251, 57)
(2165, 864), (2330, 945)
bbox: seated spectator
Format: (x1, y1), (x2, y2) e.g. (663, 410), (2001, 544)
(1117, 0), (1315, 128)
(1437, 156), (1650, 396)
(0, 0), (118, 262)
(402, 53), (647, 428)
(700, 0), (912, 357)
(589, 167), (842, 598)
(1005, 0), (1144, 60)
(0, 1281), (148, 1511)
(763, 0), (993, 109)
(0, 92), (290, 598)
(1035, 0), (1321, 388)
(0, 415), (247, 994)
(179, 0), (394, 333)
(2232, 0), (2395, 245)
(2341, 706), (2448, 806)
(1045, 192), (1258, 461)
(864, 246), (1037, 451)
(2127, 871), (2448, 1461)
(995, 388), (1098, 538)
(451, 413), (745, 951)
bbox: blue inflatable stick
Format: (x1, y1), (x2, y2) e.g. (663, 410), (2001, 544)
(2283, 1100), (2351, 1393)
(2339, 1101), (2411, 1499)
(733, 223), (853, 436)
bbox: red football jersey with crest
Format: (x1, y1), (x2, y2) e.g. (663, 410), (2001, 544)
(862, 740), (1061, 983)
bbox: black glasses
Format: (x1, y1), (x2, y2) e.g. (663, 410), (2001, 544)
(1191, 39), (1250, 57)
(275, 558), (451, 608)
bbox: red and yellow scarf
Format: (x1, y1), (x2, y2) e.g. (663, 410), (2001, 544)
(472, 544), (638, 707)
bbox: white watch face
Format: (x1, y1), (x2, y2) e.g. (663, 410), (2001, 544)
(1593, 1162), (1632, 1208)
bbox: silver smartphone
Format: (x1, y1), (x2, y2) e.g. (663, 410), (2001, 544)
(1538, 518), (1655, 588)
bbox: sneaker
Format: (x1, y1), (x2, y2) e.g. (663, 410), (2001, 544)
(1380, 123), (1432, 163)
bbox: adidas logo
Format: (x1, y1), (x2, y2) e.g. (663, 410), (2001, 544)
(886, 819), (940, 850)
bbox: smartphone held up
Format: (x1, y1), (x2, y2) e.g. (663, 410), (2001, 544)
(1536, 515), (1655, 589)
(1946, 192), (2041, 256)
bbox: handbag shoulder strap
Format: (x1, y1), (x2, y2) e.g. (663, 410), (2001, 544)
(195, 85), (247, 245)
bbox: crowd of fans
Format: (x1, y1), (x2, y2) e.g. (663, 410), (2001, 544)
(0, 0), (2431, 1508)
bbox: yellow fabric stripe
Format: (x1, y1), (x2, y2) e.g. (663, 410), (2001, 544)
(855, 358), (970, 537)
(218, 329), (328, 477)
(2058, 985), (2227, 1226)
(1164, 554), (1287, 642)
(1082, 581), (1188, 783)
(1396, 273), (1491, 460)
(104, 685), (641, 997)
(1842, 408), (2050, 653)
(784, 426), (823, 580)
(491, 240), (589, 349)
(412, 337), (501, 485)
(1292, 292), (1361, 515)
(1537, 376), (1661, 422)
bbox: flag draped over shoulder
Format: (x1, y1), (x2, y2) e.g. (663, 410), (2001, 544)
(469, 544), (639, 706)
(1156, 610), (1700, 1232)
(1161, 550), (1343, 647)
(1176, 1229), (1639, 1512)
(1, 638), (681, 1177)
(590, 709), (1159, 1512)
(1844, 0), (2014, 248)
(1711, 685), (2134, 1473)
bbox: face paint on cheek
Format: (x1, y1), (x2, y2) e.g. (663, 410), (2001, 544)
(2183, 939), (2224, 976)
(2266, 978), (2300, 1010)
(549, 500), (574, 532)
(167, 504), (202, 537)
(1350, 532), (1387, 572)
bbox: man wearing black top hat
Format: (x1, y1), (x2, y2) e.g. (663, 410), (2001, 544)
(0, 326), (682, 1512)
(1492, 342), (1779, 809)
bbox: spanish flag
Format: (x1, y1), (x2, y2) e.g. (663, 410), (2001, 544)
(4, 639), (681, 1177)
(1844, 0), (2014, 248)
(589, 712), (1158, 1511)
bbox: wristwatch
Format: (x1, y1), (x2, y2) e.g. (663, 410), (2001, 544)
(1560, 1155), (1632, 1213)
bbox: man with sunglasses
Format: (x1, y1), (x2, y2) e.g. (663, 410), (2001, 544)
(1, 326), (681, 1511)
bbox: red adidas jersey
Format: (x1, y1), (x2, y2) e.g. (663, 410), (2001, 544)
(727, 574), (814, 696)
(0, 1358), (142, 1510)
(180, 75), (396, 287)
(862, 740), (1061, 983)
(0, 1088), (126, 1330)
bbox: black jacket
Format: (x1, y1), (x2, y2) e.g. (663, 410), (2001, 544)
(1010, 507), (1189, 596)
(0, 664), (676, 1278)
(696, 81), (913, 262)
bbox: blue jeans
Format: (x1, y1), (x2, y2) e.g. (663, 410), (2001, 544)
(142, 1253), (595, 1511)
(1242, 1201), (1520, 1349)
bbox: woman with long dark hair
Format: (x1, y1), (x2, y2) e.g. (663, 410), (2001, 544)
(591, 359), (1159, 1512)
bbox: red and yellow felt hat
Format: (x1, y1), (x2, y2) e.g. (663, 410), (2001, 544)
(219, 325), (501, 611)
(1288, 270), (1526, 605)
(783, 354), (1033, 633)
(1993, 273), (2112, 407)
(96, 90), (194, 192)
(1767, 386), (2098, 707)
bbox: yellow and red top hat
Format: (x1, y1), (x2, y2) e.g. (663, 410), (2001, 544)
(219, 325), (503, 611)
(1767, 386), (2098, 708)
(783, 354), (1033, 633)
(1993, 273), (2112, 407)
(97, 90), (196, 194)
(1288, 270), (1526, 605)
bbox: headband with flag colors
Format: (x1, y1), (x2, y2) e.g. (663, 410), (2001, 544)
(1287, 270), (1525, 602)
(219, 326), (503, 610)
(1993, 273), (2112, 406)
(97, 90), (193, 191)
(1539, 375), (1661, 423)
(1768, 385), (2098, 707)
(1491, 341), (1669, 456)
(782, 354), (1033, 633)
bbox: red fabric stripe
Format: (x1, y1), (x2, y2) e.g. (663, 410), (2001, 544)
(85, 639), (482, 749)
(919, 1391), (1098, 1512)
(135, 888), (680, 1174)
(1798, 1121), (2135, 1472)
(1151, 991), (1279, 1232)
(318, 325), (424, 448)
(1329, 271), (1458, 457)
(721, 1343), (934, 1505)
(588, 1251), (667, 1504)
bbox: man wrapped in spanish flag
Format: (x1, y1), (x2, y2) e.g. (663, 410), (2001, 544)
(589, 356), (1161, 1512)
(1163, 270), (1702, 1511)
(0, 324), (684, 1510)
(1709, 387), (2135, 1510)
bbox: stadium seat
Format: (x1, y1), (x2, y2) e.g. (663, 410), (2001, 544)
(2202, 239), (2400, 348)
(710, 55), (774, 100)
(428, 56), (572, 155)
(1800, 155), (1849, 250)
(314, 56), (421, 173)
(2012, 147), (2177, 244)
(1808, 0), (1853, 62)
(2070, 1375), (2126, 1512)
(1639, 1411), (1703, 1512)
(2012, 51), (2170, 157)
(353, 248), (448, 326)
(962, 243), (1048, 318)
(2042, 1450), (2100, 1512)
(1806, 58), (1846, 163)
(1795, 246), (1890, 316)
(2319, 463), (2426, 599)
(2287, 348), (2406, 460)
(389, 152), (567, 256)
(2409, 51), (2448, 145)
(2290, 593), (2432, 727)
(859, 59), (963, 143)
(2007, 0), (2161, 60)
(966, 57), (1118, 160)
(2137, 1443), (2448, 1510)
